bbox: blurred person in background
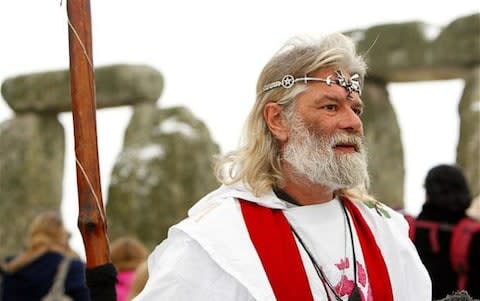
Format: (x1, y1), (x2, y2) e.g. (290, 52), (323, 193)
(110, 236), (148, 301)
(410, 164), (480, 299)
(126, 261), (148, 301)
(0, 210), (90, 301)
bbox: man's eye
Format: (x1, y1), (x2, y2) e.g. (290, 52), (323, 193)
(323, 104), (337, 111)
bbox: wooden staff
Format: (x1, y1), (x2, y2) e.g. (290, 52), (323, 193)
(66, 0), (111, 270)
(67, 0), (116, 301)
(67, 1), (116, 299)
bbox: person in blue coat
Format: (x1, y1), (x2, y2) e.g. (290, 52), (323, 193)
(0, 211), (90, 301)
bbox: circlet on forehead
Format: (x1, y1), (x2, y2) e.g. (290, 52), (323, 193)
(263, 70), (362, 97)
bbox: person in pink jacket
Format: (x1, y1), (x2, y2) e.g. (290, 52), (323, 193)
(110, 236), (148, 301)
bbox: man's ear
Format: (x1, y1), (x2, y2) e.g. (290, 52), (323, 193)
(263, 102), (289, 142)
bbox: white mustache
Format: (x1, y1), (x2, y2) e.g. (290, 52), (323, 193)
(329, 133), (364, 152)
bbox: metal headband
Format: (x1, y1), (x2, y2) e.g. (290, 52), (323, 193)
(263, 70), (362, 97)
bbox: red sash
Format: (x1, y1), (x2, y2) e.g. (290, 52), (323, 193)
(240, 198), (394, 301)
(342, 198), (394, 301)
(240, 199), (314, 301)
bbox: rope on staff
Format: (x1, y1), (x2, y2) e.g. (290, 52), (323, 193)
(75, 157), (106, 223)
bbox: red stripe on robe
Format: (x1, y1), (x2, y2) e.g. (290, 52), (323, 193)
(240, 199), (314, 301)
(342, 197), (394, 301)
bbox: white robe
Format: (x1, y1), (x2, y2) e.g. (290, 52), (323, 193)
(134, 183), (431, 300)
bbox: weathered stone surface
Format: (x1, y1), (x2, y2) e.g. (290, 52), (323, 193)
(362, 81), (404, 208)
(106, 105), (220, 249)
(431, 14), (480, 68)
(0, 113), (65, 258)
(351, 22), (432, 82)
(456, 66), (480, 197)
(349, 13), (480, 82)
(122, 103), (158, 147)
(1, 64), (163, 113)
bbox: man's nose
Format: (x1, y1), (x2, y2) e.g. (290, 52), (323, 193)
(339, 108), (363, 135)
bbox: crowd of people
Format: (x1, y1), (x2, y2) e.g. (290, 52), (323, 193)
(1, 31), (479, 301)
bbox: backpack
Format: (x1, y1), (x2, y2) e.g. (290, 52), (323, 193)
(405, 215), (480, 290)
(41, 257), (73, 301)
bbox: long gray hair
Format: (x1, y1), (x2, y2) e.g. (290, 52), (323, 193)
(215, 33), (369, 198)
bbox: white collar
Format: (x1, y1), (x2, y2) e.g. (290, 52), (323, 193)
(188, 182), (287, 217)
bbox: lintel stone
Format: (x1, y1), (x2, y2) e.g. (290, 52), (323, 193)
(1, 64), (164, 113)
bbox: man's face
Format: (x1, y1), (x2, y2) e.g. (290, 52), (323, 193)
(293, 67), (364, 142)
(282, 68), (369, 189)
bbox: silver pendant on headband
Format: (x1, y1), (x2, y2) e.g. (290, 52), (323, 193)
(335, 70), (361, 98)
(263, 70), (362, 97)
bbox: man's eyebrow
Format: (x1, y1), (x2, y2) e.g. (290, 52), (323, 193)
(322, 94), (364, 107)
(323, 94), (341, 102)
(312, 94), (340, 106)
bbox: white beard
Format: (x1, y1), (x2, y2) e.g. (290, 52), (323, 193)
(283, 116), (369, 190)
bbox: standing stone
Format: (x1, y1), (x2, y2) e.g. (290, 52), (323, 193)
(457, 66), (480, 196)
(0, 113), (65, 258)
(106, 105), (220, 249)
(362, 81), (404, 208)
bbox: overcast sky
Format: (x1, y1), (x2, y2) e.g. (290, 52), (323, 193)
(0, 1), (477, 257)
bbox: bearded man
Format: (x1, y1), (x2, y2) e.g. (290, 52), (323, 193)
(134, 33), (432, 301)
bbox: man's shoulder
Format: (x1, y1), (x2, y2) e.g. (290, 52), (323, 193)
(350, 198), (410, 234)
(139, 226), (259, 301)
(150, 227), (208, 265)
(146, 196), (271, 300)
(352, 198), (403, 219)
(179, 196), (240, 228)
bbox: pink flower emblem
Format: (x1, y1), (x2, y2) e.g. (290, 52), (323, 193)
(334, 275), (355, 296)
(335, 257), (350, 270)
